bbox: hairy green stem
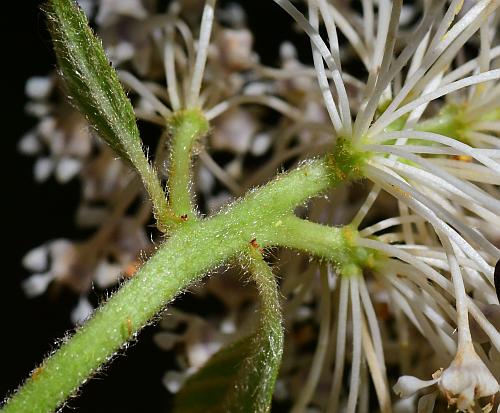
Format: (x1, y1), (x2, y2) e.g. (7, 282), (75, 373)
(272, 217), (378, 274)
(2, 157), (358, 413)
(166, 109), (209, 220)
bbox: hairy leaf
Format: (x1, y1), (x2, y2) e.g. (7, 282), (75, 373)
(174, 252), (283, 413)
(46, 0), (182, 231)
(46, 0), (147, 168)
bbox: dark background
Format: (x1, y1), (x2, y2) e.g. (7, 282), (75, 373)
(1, 1), (309, 412)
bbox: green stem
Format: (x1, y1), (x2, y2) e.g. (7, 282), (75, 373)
(140, 162), (181, 232)
(2, 157), (349, 413)
(271, 217), (377, 274)
(166, 109), (209, 220)
(270, 216), (351, 261)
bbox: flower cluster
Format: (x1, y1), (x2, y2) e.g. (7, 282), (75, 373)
(20, 0), (500, 411)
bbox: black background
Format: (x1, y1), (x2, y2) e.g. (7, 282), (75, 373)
(1, 1), (309, 412)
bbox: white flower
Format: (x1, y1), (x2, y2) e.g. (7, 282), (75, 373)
(439, 343), (499, 411)
(393, 374), (440, 399)
(393, 344), (499, 412)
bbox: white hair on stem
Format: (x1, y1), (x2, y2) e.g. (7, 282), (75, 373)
(471, 19), (492, 101)
(386, 274), (455, 358)
(326, 276), (349, 413)
(174, 19), (196, 69)
(368, 144), (500, 158)
(290, 267), (331, 413)
(205, 94), (303, 121)
(360, 317), (392, 413)
(346, 276), (362, 413)
(389, 259), (458, 322)
(372, 130), (500, 173)
(398, 201), (415, 244)
(404, 73), (444, 129)
(352, 0), (444, 141)
(271, 0), (352, 136)
(368, 69), (500, 137)
(324, 3), (369, 68)
(407, 31), (430, 78)
(358, 238), (500, 351)
(395, 276), (457, 346)
(440, 45), (500, 86)
(367, 144), (500, 214)
(312, 0), (341, 68)
(360, 0), (374, 57)
(358, 357), (369, 413)
(438, 233), (473, 348)
(366, 164), (498, 271)
(187, 0), (216, 108)
(357, 0), (401, 122)
(358, 277), (386, 377)
(473, 120), (500, 133)
(256, 64), (364, 89)
(372, 0), (392, 74)
(351, 184), (382, 228)
(373, 156), (500, 225)
(164, 15), (181, 111)
(308, 1), (342, 132)
(369, 161), (500, 261)
(374, 0), (499, 134)
(360, 215), (425, 237)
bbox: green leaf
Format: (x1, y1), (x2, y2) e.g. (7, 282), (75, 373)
(46, 0), (180, 230)
(173, 251), (284, 413)
(46, 0), (146, 166)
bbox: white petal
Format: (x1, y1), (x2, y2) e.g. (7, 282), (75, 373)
(280, 41), (297, 60)
(187, 340), (222, 369)
(37, 117), (56, 140)
(393, 375), (439, 398)
(94, 260), (121, 288)
(55, 158), (82, 183)
(162, 370), (186, 394)
(25, 102), (51, 118)
(251, 132), (272, 156)
(22, 245), (48, 272)
(70, 297), (93, 325)
(34, 157), (54, 182)
(49, 239), (77, 276)
(25, 76), (52, 100)
(18, 133), (42, 155)
(22, 273), (53, 297)
(220, 318), (236, 334)
(439, 345), (500, 408)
